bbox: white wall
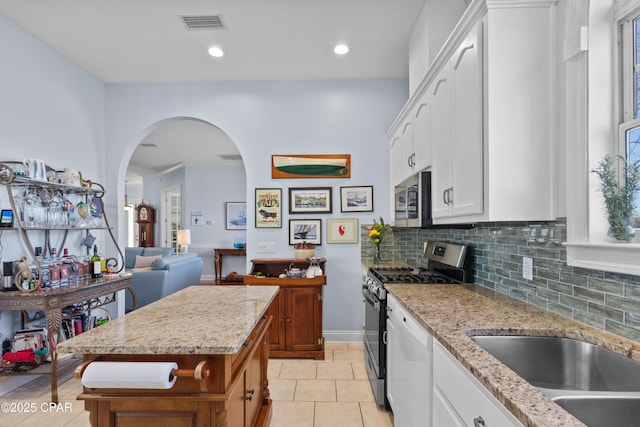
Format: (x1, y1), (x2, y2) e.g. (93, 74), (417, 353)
(0, 13), (105, 339)
(105, 80), (408, 333)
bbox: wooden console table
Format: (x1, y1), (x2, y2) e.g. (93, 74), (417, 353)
(0, 274), (136, 402)
(213, 247), (246, 283)
(245, 258), (326, 359)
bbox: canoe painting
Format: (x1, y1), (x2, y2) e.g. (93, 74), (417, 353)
(272, 154), (350, 179)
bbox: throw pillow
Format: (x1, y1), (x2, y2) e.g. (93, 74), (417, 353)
(134, 255), (161, 269)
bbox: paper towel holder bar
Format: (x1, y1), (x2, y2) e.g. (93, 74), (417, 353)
(75, 359), (211, 392)
(171, 360), (211, 392)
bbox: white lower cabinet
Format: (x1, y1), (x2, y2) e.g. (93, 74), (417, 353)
(433, 341), (523, 427)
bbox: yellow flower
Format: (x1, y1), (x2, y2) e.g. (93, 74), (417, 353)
(368, 217), (389, 245)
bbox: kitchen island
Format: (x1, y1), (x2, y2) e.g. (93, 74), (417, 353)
(387, 283), (640, 427)
(58, 285), (279, 427)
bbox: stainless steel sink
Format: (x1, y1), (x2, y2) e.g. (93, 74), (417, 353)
(552, 396), (640, 427)
(469, 335), (640, 391)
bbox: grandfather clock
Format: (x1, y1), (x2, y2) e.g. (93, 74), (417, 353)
(135, 202), (155, 247)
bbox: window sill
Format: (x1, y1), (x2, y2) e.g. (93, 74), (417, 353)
(564, 241), (640, 276)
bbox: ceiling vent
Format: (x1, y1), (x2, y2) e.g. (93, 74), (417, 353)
(218, 154), (243, 161)
(180, 15), (225, 30)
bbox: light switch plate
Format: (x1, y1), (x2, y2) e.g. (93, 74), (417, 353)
(257, 241), (276, 253)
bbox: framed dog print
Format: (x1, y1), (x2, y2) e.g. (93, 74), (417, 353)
(326, 218), (359, 244)
(289, 219), (322, 245)
(255, 188), (282, 228)
(340, 186), (373, 212)
(289, 187), (332, 214)
(225, 202), (247, 230)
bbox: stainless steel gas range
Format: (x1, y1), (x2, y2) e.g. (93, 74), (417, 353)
(362, 241), (472, 407)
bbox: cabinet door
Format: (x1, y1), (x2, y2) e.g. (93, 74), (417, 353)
(413, 97), (431, 172)
(227, 371), (248, 427)
(433, 388), (466, 427)
(390, 136), (404, 187)
(451, 21), (484, 217)
(430, 64), (454, 219)
(400, 121), (415, 180)
(267, 290), (285, 351)
(433, 342), (522, 427)
(285, 287), (322, 351)
(246, 344), (264, 426)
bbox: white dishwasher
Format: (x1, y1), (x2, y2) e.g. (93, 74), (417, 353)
(386, 293), (433, 427)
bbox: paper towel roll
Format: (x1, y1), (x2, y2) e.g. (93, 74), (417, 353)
(81, 361), (178, 389)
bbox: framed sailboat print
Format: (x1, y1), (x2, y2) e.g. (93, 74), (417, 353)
(272, 154), (350, 179)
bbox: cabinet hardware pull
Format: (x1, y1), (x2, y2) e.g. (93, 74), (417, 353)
(448, 187), (454, 205)
(248, 388), (255, 394)
(246, 395), (253, 401)
(286, 317), (291, 323)
(383, 330), (388, 345)
(473, 416), (485, 427)
(242, 342), (248, 347)
(443, 189), (449, 205)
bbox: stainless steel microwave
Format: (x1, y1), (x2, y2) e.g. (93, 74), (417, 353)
(394, 171), (475, 229)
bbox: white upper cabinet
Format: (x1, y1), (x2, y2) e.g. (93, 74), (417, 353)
(412, 97), (431, 176)
(430, 65), (455, 219)
(431, 20), (484, 220)
(388, 0), (557, 225)
(389, 94), (432, 187)
(390, 135), (404, 187)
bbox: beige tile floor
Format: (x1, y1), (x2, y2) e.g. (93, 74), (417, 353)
(0, 342), (393, 427)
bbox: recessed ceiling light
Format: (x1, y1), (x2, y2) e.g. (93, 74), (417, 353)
(208, 46), (224, 58)
(334, 44), (349, 55)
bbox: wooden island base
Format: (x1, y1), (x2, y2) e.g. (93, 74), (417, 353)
(75, 315), (272, 427)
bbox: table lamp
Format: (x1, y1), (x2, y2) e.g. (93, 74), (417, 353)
(177, 229), (191, 253)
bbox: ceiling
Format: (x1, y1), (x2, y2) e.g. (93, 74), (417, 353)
(0, 0), (425, 180)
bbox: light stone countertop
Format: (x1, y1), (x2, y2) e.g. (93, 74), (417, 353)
(58, 285), (279, 355)
(386, 283), (640, 427)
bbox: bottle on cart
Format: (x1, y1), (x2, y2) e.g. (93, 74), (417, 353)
(61, 248), (77, 283)
(99, 250), (106, 274)
(90, 245), (102, 278)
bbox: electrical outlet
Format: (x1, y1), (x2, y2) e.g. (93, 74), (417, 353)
(257, 241), (276, 253)
(522, 257), (533, 281)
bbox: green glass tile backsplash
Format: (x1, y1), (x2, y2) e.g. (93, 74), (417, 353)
(361, 218), (640, 342)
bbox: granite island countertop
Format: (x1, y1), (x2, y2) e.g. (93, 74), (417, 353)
(387, 283), (640, 427)
(58, 285), (279, 355)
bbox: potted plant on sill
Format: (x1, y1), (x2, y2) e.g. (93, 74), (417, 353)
(592, 154), (640, 242)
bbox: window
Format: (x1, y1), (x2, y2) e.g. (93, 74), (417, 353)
(564, 0), (640, 276)
(620, 5), (640, 228)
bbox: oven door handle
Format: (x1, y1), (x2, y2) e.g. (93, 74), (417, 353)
(363, 292), (378, 307)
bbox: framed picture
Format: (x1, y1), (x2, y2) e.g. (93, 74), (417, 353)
(289, 219), (322, 245)
(326, 218), (359, 244)
(289, 187), (332, 214)
(191, 211), (204, 226)
(340, 186), (374, 212)
(255, 188), (282, 228)
(272, 154), (351, 179)
(225, 202), (247, 230)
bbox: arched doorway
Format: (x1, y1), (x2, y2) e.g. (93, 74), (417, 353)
(125, 118), (245, 276)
